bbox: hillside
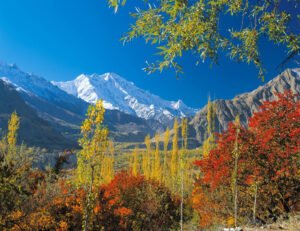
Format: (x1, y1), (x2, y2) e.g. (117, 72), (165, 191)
(0, 79), (74, 149)
(0, 63), (163, 146)
(189, 68), (300, 144)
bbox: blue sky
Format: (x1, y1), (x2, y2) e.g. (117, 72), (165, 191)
(0, 0), (297, 108)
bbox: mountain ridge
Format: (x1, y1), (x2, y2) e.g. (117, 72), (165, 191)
(189, 68), (300, 144)
(0, 79), (74, 149)
(53, 72), (198, 124)
(1, 62), (299, 149)
(0, 63), (164, 147)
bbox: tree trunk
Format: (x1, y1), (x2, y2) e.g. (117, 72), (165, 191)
(83, 165), (94, 231)
(253, 183), (258, 225)
(180, 168), (184, 231)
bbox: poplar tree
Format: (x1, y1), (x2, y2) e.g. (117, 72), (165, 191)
(163, 127), (170, 182)
(171, 118), (179, 189)
(131, 147), (139, 176)
(76, 100), (109, 231)
(6, 111), (20, 160)
(232, 115), (241, 228)
(202, 98), (216, 157)
(144, 135), (151, 178)
(101, 140), (115, 183)
(180, 118), (188, 231)
(153, 133), (161, 180)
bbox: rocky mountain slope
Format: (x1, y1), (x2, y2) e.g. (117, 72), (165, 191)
(0, 63), (162, 147)
(0, 79), (74, 149)
(190, 68), (300, 144)
(53, 72), (198, 124)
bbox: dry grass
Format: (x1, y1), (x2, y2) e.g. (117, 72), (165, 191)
(242, 215), (300, 231)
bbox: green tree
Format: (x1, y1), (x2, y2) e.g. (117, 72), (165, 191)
(108, 0), (299, 78)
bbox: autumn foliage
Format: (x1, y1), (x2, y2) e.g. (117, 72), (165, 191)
(193, 91), (300, 228)
(5, 171), (184, 230)
(1, 92), (299, 230)
(94, 171), (184, 230)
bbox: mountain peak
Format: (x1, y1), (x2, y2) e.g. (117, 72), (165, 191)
(0, 62), (18, 69)
(54, 72), (198, 123)
(190, 68), (300, 144)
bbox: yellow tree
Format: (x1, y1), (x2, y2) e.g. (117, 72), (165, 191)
(108, 140), (115, 181)
(180, 118), (188, 231)
(6, 111), (20, 160)
(202, 98), (216, 157)
(171, 118), (179, 190)
(232, 115), (241, 228)
(163, 127), (170, 182)
(76, 100), (109, 231)
(144, 135), (151, 178)
(101, 140), (115, 183)
(181, 118), (188, 150)
(131, 146), (139, 176)
(153, 133), (161, 181)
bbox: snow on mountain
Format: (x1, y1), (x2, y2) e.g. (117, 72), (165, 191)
(53, 72), (198, 123)
(0, 63), (163, 143)
(0, 63), (86, 110)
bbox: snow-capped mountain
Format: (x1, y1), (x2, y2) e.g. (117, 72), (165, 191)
(0, 63), (164, 145)
(53, 72), (198, 123)
(0, 63), (87, 114)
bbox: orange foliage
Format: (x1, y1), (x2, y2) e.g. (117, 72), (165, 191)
(193, 91), (300, 227)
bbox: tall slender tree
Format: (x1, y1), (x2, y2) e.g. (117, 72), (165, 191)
(131, 146), (139, 176)
(153, 133), (161, 181)
(180, 118), (188, 231)
(144, 135), (151, 178)
(6, 111), (20, 160)
(203, 98), (216, 157)
(76, 100), (109, 231)
(163, 127), (170, 182)
(232, 116), (241, 228)
(171, 118), (179, 190)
